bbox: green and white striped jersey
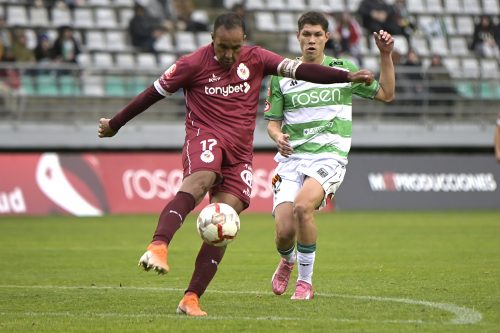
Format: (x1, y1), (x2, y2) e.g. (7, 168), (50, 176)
(264, 56), (379, 165)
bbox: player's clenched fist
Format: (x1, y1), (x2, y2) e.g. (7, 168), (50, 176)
(98, 118), (116, 138)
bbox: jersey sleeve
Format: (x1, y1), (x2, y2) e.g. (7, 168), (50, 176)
(263, 76), (284, 121)
(343, 59), (380, 100)
(154, 55), (198, 95)
(256, 47), (286, 76)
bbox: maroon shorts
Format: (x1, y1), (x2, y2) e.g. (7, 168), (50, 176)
(182, 132), (253, 208)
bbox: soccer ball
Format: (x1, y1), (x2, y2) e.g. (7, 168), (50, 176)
(196, 203), (240, 247)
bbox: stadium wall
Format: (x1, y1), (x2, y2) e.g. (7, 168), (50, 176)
(0, 151), (498, 216)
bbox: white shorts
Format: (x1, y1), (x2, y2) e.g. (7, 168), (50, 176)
(271, 158), (346, 213)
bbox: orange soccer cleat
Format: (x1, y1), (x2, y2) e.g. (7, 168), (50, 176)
(176, 292), (207, 316)
(138, 242), (169, 274)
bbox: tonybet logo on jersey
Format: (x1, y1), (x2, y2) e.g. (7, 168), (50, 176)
(205, 82), (251, 96)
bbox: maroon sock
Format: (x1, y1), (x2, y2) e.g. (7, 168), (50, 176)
(152, 191), (196, 245)
(186, 243), (226, 297)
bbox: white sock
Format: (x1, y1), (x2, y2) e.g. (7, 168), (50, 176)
(297, 251), (315, 285)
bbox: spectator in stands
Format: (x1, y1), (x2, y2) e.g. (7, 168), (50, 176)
(425, 54), (456, 107)
(470, 15), (500, 60)
(0, 16), (12, 61)
(495, 112), (500, 162)
(128, 3), (163, 53)
(333, 12), (363, 66)
(400, 49), (425, 106)
(357, 0), (401, 36)
(10, 29), (36, 64)
(172, 0), (208, 32)
(52, 26), (80, 64)
(33, 33), (54, 75)
(392, 0), (415, 43)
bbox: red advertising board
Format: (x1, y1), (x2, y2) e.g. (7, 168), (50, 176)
(0, 152), (279, 216)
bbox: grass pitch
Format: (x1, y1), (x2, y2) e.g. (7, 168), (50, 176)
(0, 211), (499, 333)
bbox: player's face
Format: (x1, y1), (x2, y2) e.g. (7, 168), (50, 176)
(212, 26), (245, 69)
(297, 24), (329, 63)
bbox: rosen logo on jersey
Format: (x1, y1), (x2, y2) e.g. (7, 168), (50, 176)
(205, 82), (251, 96)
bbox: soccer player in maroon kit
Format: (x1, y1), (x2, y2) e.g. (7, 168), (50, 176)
(98, 12), (374, 316)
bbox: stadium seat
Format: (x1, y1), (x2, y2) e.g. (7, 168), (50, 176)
(24, 29), (37, 50)
(95, 8), (118, 29)
(159, 53), (176, 68)
(346, 0), (362, 12)
(480, 59), (499, 79)
(82, 75), (105, 96)
(254, 12), (276, 32)
(455, 16), (474, 36)
(426, 0), (444, 13)
(106, 31), (128, 52)
(74, 8), (95, 29)
(324, 0), (346, 12)
(442, 57), (461, 78)
(393, 35), (409, 55)
(443, 0), (463, 14)
(462, 0), (482, 15)
(455, 81), (475, 98)
(136, 53), (157, 69)
(285, 0), (306, 11)
(6, 6), (28, 26)
(77, 53), (92, 68)
(174, 32), (197, 54)
(115, 53), (136, 69)
(407, 0), (426, 14)
(310, 0), (327, 10)
(21, 75), (35, 96)
(276, 12), (296, 32)
(223, 0), (242, 9)
(429, 37), (449, 56)
(245, 0), (265, 10)
(29, 7), (50, 27)
(461, 58), (479, 79)
(118, 8), (134, 28)
(448, 36), (470, 56)
(362, 56), (379, 73)
(85, 30), (106, 51)
(442, 16), (456, 35)
(88, 0), (112, 6)
(51, 7), (72, 27)
(93, 52), (114, 69)
(482, 0), (500, 15)
(105, 75), (127, 96)
(267, 0), (286, 10)
(196, 32), (212, 47)
(287, 33), (301, 54)
(113, 0), (135, 7)
(410, 36), (429, 57)
(154, 33), (174, 53)
(36, 74), (59, 96)
(59, 75), (81, 96)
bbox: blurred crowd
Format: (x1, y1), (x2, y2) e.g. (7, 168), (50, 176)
(0, 0), (499, 98)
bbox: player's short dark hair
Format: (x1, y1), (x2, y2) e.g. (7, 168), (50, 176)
(213, 12), (246, 35)
(297, 11), (329, 32)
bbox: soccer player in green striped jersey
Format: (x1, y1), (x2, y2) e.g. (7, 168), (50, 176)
(265, 11), (395, 300)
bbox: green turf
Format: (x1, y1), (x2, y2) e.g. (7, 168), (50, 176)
(0, 211), (499, 333)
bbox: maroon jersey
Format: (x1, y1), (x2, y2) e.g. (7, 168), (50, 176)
(154, 44), (284, 162)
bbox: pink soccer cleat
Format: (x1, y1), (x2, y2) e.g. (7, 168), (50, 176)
(291, 280), (314, 300)
(271, 258), (294, 295)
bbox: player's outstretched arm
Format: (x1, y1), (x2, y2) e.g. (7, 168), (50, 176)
(373, 29), (396, 102)
(97, 85), (164, 137)
(277, 58), (374, 85)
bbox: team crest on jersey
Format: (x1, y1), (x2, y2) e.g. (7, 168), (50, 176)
(236, 63), (250, 80)
(200, 150), (214, 163)
(264, 100), (271, 112)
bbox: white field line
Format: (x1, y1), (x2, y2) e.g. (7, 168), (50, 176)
(0, 285), (482, 325)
